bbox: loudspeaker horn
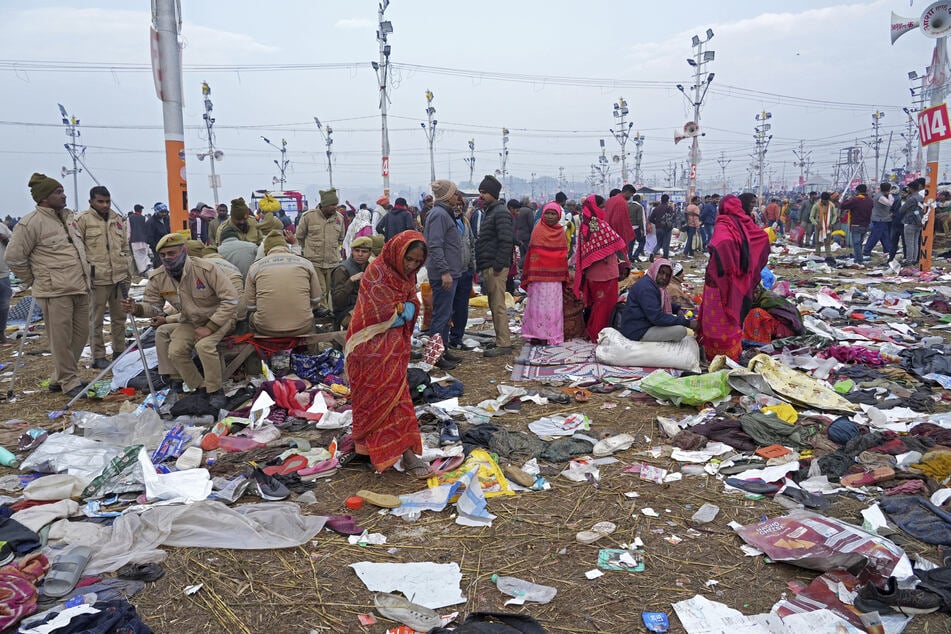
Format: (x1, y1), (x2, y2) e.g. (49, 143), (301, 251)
(891, 11), (920, 44)
(921, 1), (951, 38)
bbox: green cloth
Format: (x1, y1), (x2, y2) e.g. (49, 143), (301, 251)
(639, 370), (731, 407)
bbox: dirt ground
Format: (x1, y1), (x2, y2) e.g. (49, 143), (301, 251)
(0, 248), (949, 633)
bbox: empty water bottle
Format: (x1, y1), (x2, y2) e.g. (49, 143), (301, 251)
(490, 574), (557, 604)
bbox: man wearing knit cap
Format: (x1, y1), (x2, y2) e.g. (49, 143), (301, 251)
(76, 185), (131, 370)
(6, 174), (91, 397)
(296, 188), (344, 315)
(424, 180), (464, 370)
(145, 203), (170, 268)
(474, 175), (514, 357)
(245, 231), (321, 337)
(120, 231), (239, 408)
(215, 197), (261, 246)
(217, 223), (258, 279)
(331, 235), (371, 330)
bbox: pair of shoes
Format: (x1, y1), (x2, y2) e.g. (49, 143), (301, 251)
(64, 385), (87, 399)
(435, 357), (458, 370)
(854, 576), (942, 615)
(91, 358), (110, 370)
(443, 351), (463, 363)
(483, 346), (513, 358)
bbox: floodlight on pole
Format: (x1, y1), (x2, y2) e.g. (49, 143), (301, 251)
(500, 128), (510, 194)
(261, 136), (289, 190)
(421, 89), (438, 184)
(314, 116), (335, 188)
(195, 81), (223, 205)
(610, 97), (634, 183)
(57, 103), (83, 213)
(374, 0), (394, 195)
(754, 111), (773, 205)
(682, 27), (715, 200)
(464, 139), (476, 187)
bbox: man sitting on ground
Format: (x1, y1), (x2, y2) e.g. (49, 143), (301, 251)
(244, 231), (321, 337)
(120, 232), (238, 408)
(330, 235), (371, 330)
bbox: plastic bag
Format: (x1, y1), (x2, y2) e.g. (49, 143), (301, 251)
(595, 328), (700, 373)
(428, 448), (514, 499)
(20, 432), (124, 484)
(638, 369), (731, 407)
(72, 409), (165, 449)
(760, 266), (776, 290)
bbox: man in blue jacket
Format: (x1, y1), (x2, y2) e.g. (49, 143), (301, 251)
(620, 259), (696, 342)
(699, 195), (718, 249)
(424, 179), (464, 370)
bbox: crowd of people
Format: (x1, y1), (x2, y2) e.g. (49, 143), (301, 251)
(0, 168), (935, 479)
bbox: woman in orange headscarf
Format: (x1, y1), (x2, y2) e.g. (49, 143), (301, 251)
(521, 202), (569, 345)
(345, 230), (433, 478)
(573, 195), (628, 341)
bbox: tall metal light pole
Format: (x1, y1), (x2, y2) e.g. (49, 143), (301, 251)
(498, 128), (510, 194)
(57, 104), (83, 211)
(373, 0), (393, 195)
(793, 140), (811, 193)
(421, 89), (437, 183)
(677, 28), (715, 200)
(261, 137), (289, 189)
(609, 97), (633, 183)
(716, 152), (731, 195)
(151, 0), (188, 231)
(754, 111), (773, 205)
(632, 132), (645, 185)
(196, 82), (223, 205)
(592, 139), (610, 196)
(871, 111), (886, 183)
(464, 139), (476, 187)
(313, 117), (334, 188)
(891, 6), (951, 271)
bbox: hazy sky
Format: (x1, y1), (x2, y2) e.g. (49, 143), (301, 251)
(0, 0), (939, 213)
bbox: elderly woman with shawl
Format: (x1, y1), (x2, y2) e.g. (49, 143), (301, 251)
(344, 231), (433, 478)
(342, 206), (373, 258)
(697, 194), (770, 361)
(620, 258), (696, 342)
(574, 195), (628, 341)
(521, 202), (569, 345)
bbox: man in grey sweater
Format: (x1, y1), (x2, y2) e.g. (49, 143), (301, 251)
(424, 179), (464, 370)
(864, 182), (894, 260)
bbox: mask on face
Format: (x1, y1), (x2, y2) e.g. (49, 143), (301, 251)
(161, 248), (187, 278)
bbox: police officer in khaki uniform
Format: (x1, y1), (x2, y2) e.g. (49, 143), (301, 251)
(6, 173), (91, 397)
(295, 188), (343, 316)
(76, 186), (131, 369)
(121, 232), (238, 408)
(186, 240), (247, 322)
(245, 231), (321, 337)
(214, 197), (261, 246)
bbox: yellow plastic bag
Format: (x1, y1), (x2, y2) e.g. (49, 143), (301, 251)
(762, 403), (798, 424)
(428, 448), (514, 498)
(469, 293), (516, 309)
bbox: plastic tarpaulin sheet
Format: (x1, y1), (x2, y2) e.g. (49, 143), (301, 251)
(639, 369), (731, 407)
(47, 500), (328, 575)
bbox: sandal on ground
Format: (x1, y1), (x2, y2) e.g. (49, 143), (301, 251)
(325, 515), (365, 536)
(40, 546), (93, 598)
(592, 433), (636, 457)
(430, 455), (464, 476)
(575, 521), (617, 545)
(402, 454), (435, 479)
(725, 477), (780, 495)
(337, 450), (370, 468)
(356, 490), (403, 509)
(262, 454), (309, 476)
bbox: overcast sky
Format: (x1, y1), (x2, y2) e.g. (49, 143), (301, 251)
(0, 0), (940, 214)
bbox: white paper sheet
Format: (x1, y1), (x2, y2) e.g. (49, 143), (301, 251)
(349, 561), (466, 609)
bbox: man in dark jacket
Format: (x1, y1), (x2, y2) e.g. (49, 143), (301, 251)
(424, 180), (465, 370)
(128, 204), (151, 275)
(145, 203), (171, 267)
(475, 175), (514, 357)
(648, 194), (675, 261)
(901, 179), (925, 265)
(376, 197), (416, 243)
(699, 195), (718, 248)
(839, 184), (873, 266)
(512, 198), (534, 267)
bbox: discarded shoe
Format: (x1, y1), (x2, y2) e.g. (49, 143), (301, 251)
(40, 545), (93, 598)
(325, 515), (364, 536)
(854, 576), (942, 616)
(430, 454), (464, 476)
(440, 421), (460, 445)
(116, 562), (165, 583)
(373, 592), (442, 632)
(725, 477), (780, 495)
(250, 467), (290, 501)
(575, 521), (617, 545)
(592, 433), (636, 457)
(356, 490), (402, 509)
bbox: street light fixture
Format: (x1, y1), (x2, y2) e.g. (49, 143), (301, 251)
(373, 0), (393, 194)
(610, 97), (634, 184)
(196, 81), (223, 204)
(261, 136), (289, 189)
(313, 116), (334, 188)
(681, 27), (715, 199)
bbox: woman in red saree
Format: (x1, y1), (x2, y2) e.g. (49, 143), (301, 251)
(345, 230), (433, 478)
(521, 203), (569, 345)
(573, 195), (628, 342)
(697, 194), (770, 361)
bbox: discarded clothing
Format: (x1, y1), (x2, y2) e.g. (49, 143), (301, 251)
(23, 599), (152, 633)
(880, 495), (951, 546)
(901, 347), (951, 378)
(0, 517), (41, 555)
(912, 450), (951, 480)
(539, 437), (594, 463)
(689, 416), (757, 452)
(487, 428), (547, 460)
(910, 423), (951, 447)
(737, 412), (815, 450)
